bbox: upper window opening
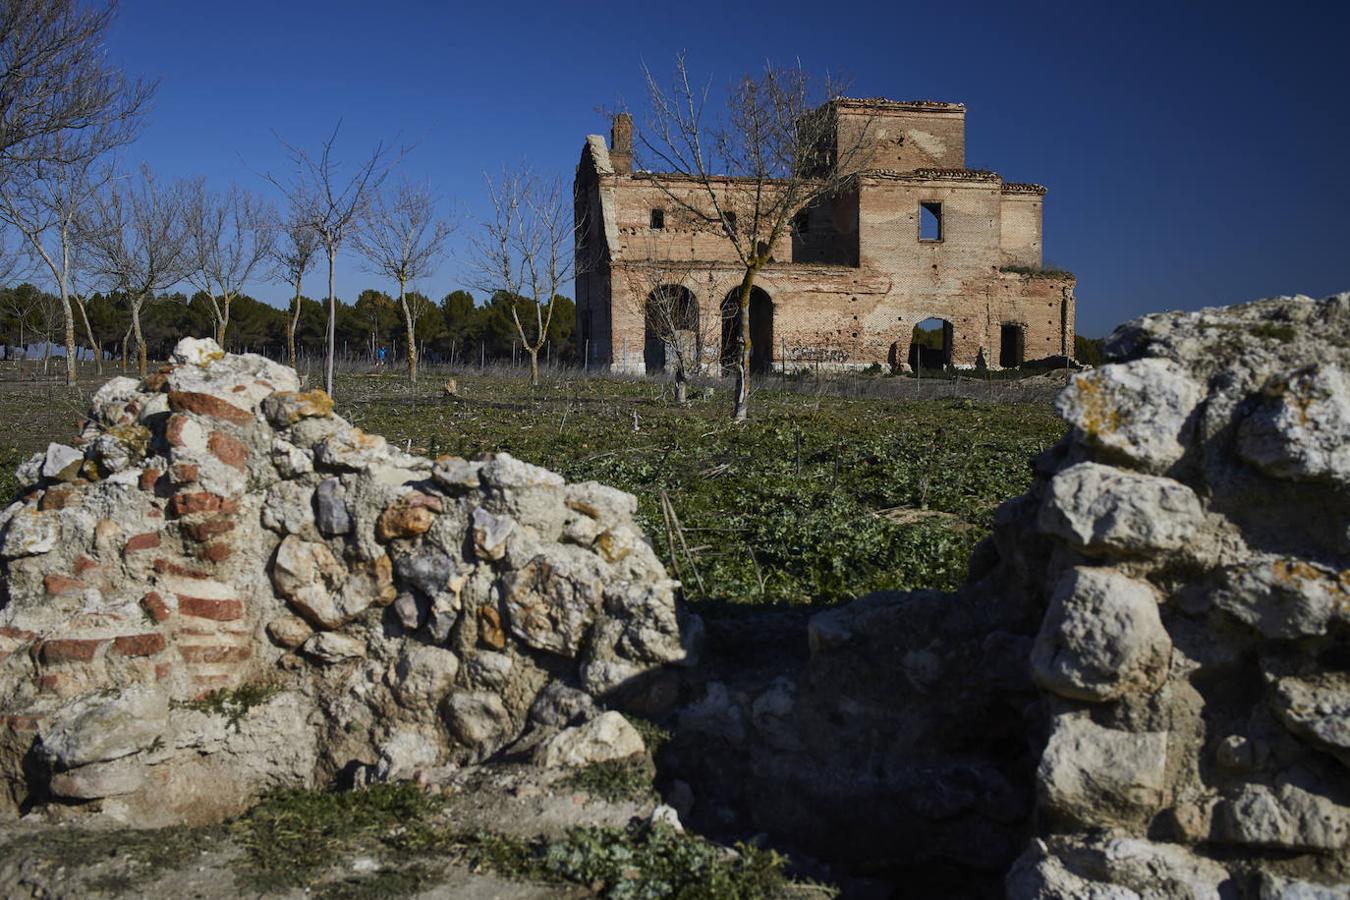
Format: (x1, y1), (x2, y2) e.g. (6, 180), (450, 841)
(919, 201), (942, 242)
(650, 208), (665, 229)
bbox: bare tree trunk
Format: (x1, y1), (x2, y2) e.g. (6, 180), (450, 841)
(398, 278), (417, 384)
(131, 298), (147, 376)
(288, 280), (301, 370)
(74, 296), (101, 375)
(733, 266), (757, 423)
(325, 248), (336, 397)
(674, 363), (688, 404)
(57, 283), (77, 385)
(528, 348), (540, 386)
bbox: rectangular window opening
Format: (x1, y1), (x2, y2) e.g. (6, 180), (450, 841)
(919, 201), (942, 242)
(650, 208), (665, 229)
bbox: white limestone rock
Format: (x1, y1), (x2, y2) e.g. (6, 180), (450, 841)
(1038, 462), (1204, 556)
(1037, 715), (1169, 828)
(1032, 567), (1171, 702)
(1238, 364), (1350, 486)
(1270, 674), (1350, 770)
(534, 710), (645, 768)
(1217, 782), (1350, 852)
(38, 688), (169, 769)
(1057, 358), (1203, 472)
(1211, 557), (1350, 639)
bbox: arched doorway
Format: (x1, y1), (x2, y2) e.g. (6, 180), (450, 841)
(908, 317), (953, 371)
(644, 285), (699, 375)
(720, 286), (774, 375)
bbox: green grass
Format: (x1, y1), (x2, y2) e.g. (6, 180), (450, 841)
(560, 756), (658, 804)
(339, 374), (1062, 607)
(0, 366), (1064, 609)
(0, 823), (225, 894)
(176, 682), (281, 730)
(233, 782), (812, 898)
(232, 783), (434, 890)
(998, 264), (1074, 279)
(396, 820), (796, 899)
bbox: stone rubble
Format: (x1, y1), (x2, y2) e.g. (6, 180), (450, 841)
(0, 338), (697, 826)
(999, 293), (1350, 894)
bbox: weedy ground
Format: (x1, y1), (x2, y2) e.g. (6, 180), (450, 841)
(337, 369), (1064, 607)
(0, 362), (1064, 607)
(0, 742), (826, 898)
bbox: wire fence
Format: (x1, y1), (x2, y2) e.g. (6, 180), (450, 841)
(0, 339), (1072, 408)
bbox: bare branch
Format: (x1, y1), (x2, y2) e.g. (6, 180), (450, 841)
(469, 166), (579, 385)
(78, 163), (192, 374)
(263, 122), (399, 396)
(0, 0), (156, 171)
(185, 181), (277, 345)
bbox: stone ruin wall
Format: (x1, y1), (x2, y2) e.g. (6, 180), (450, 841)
(0, 338), (698, 825)
(655, 292), (1348, 896)
(576, 101), (1076, 375)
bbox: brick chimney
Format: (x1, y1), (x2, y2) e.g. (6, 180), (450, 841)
(610, 113), (633, 175)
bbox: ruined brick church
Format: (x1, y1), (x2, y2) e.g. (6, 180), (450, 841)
(573, 98), (1076, 374)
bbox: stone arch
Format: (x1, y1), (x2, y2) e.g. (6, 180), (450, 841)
(891, 315), (953, 372)
(721, 286), (774, 375)
(644, 285), (699, 375)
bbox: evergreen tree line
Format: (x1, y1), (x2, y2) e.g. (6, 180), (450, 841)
(0, 283), (575, 369)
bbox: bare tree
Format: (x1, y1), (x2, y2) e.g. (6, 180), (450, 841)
(471, 168), (576, 386)
(620, 245), (722, 404)
(639, 55), (872, 421)
(353, 178), (452, 383)
(0, 0), (154, 172)
(0, 134), (115, 384)
(269, 216), (319, 370)
(186, 182), (276, 346)
(66, 238), (102, 372)
(80, 165), (190, 375)
(267, 123), (395, 398)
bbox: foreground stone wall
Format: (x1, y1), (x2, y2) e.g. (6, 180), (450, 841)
(0, 339), (697, 825)
(997, 292), (1350, 896)
(655, 293), (1349, 897)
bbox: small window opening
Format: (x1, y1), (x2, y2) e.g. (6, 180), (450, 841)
(650, 208), (665, 229)
(919, 201), (942, 242)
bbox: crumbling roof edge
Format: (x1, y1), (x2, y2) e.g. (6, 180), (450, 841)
(1001, 182), (1048, 196)
(832, 97), (966, 113)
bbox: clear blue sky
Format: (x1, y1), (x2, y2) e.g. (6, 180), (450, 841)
(104, 0), (1350, 337)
